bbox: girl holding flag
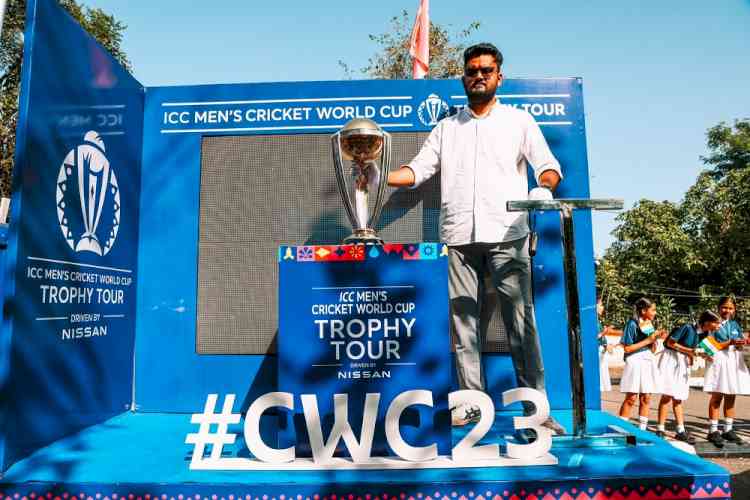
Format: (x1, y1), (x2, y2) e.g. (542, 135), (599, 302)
(655, 310), (721, 443)
(702, 296), (750, 447)
(618, 298), (667, 431)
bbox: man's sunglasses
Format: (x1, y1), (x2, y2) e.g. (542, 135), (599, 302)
(464, 66), (497, 77)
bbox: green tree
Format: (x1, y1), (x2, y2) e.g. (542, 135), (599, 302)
(605, 199), (704, 286)
(0, 0), (131, 198)
(702, 120), (750, 178)
(597, 118), (750, 329)
(596, 257), (632, 329)
(683, 120), (750, 296)
(339, 10), (480, 79)
(597, 200), (703, 330)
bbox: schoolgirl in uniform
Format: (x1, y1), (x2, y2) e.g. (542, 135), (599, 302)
(656, 310), (721, 443)
(703, 296), (750, 447)
(618, 298), (667, 430)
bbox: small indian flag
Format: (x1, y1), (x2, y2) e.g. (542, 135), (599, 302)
(698, 336), (724, 357)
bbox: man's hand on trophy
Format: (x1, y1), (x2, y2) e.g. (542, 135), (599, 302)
(528, 186), (553, 201)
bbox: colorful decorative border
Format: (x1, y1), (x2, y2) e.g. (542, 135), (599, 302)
(0, 477), (732, 500)
(279, 244), (447, 263)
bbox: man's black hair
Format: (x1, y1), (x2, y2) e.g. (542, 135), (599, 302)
(463, 43), (503, 67)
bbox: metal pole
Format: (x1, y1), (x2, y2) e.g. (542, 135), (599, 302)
(560, 205), (585, 437)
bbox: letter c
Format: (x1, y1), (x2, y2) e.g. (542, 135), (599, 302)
(385, 389), (437, 462)
(243, 392), (295, 463)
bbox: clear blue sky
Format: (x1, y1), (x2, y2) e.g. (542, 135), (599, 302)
(85, 0), (750, 255)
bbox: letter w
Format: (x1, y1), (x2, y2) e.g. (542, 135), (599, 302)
(301, 393), (380, 463)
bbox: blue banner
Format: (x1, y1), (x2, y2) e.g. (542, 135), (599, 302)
(155, 81), (576, 135)
(0, 0), (143, 470)
(278, 243), (451, 456)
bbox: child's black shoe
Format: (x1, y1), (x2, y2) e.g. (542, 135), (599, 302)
(722, 429), (743, 445)
(674, 430), (695, 445)
(707, 431), (725, 448)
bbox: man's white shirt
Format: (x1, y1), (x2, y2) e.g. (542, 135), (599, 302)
(407, 102), (562, 246)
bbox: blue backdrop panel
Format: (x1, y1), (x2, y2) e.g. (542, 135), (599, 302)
(278, 243), (451, 456)
(0, 0), (144, 471)
(136, 78), (599, 414)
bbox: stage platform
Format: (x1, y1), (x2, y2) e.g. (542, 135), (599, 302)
(0, 410), (731, 500)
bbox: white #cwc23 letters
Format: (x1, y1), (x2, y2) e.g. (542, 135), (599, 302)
(186, 388), (552, 469)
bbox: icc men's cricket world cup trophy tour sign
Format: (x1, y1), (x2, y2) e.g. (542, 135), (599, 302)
(8, 126), (140, 417)
(18, 128), (137, 348)
(278, 243), (452, 459)
(1, 0), (144, 467)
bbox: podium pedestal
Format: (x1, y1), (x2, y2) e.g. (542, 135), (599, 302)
(277, 243), (452, 456)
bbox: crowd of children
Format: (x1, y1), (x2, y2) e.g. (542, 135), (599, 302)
(598, 296), (749, 448)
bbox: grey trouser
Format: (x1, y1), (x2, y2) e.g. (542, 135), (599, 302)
(449, 237), (546, 400)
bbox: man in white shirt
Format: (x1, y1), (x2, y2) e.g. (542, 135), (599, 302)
(388, 43), (565, 434)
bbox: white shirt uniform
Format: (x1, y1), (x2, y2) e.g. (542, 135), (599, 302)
(703, 320), (750, 395)
(408, 102), (562, 246)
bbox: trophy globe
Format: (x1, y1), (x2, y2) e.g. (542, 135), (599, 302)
(331, 119), (392, 244)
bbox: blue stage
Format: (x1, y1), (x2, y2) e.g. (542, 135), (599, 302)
(0, 411), (732, 499)
(0, 1), (732, 499)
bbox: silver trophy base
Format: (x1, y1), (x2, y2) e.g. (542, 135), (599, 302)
(344, 229), (383, 245)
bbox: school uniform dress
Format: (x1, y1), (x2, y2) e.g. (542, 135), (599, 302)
(598, 321), (612, 391)
(620, 319), (662, 394)
(658, 323), (699, 401)
(703, 319), (750, 395)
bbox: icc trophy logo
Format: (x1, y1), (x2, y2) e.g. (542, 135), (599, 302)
(417, 93), (449, 127)
(56, 130), (121, 256)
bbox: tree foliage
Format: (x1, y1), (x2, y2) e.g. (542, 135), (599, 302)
(598, 119), (750, 330)
(0, 0), (131, 198)
(340, 10), (480, 79)
(702, 120), (750, 178)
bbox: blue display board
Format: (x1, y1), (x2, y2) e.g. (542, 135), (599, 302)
(278, 243), (451, 456)
(2, 0), (603, 474)
(136, 78), (599, 414)
(0, 0), (144, 470)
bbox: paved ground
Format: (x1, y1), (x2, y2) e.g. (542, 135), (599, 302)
(601, 368), (750, 499)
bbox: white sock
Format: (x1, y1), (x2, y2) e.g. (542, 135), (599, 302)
(677, 424), (685, 433)
(710, 420), (719, 433)
(725, 418), (734, 432)
(657, 423), (666, 432)
(639, 416), (648, 430)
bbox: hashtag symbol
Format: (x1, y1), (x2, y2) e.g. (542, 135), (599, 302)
(185, 394), (241, 467)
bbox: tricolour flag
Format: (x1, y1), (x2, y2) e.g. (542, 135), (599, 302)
(698, 336), (724, 357)
(409, 0), (429, 79)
